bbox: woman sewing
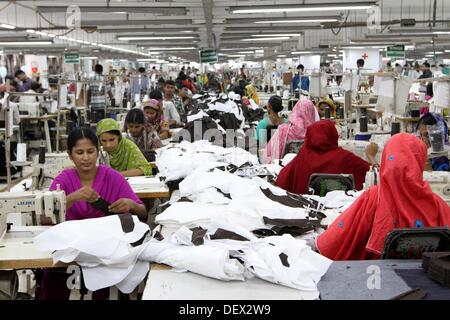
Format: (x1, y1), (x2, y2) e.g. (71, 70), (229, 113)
(276, 120), (377, 194)
(96, 118), (153, 177)
(316, 133), (450, 260)
(39, 128), (147, 299)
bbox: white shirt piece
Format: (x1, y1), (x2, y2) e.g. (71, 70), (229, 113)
(139, 239), (246, 281)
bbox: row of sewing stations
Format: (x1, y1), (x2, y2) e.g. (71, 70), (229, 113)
(1, 74), (449, 300)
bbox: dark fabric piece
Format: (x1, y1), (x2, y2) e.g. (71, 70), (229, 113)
(395, 269), (450, 300)
(391, 288), (427, 300)
(178, 197), (194, 203)
(179, 117), (219, 143)
(263, 217), (321, 237)
(208, 111), (242, 130)
(252, 229), (277, 238)
(153, 230), (164, 241)
(118, 214), (135, 233)
(130, 230), (150, 247)
(190, 227), (207, 246)
(260, 187), (311, 209)
(243, 108), (264, 123)
(210, 228), (250, 241)
(279, 253), (290, 268)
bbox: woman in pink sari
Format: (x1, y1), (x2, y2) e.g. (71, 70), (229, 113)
(263, 98), (319, 163)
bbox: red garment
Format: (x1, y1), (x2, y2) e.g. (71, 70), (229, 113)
(317, 133), (450, 261)
(181, 79), (195, 92)
(276, 120), (370, 194)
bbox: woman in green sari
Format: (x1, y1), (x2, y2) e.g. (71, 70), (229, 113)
(96, 118), (153, 177)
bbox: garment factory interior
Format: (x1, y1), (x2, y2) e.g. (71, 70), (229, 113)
(0, 0), (450, 302)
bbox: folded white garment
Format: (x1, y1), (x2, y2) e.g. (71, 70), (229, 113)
(235, 234), (332, 291)
(140, 239), (246, 281)
(155, 202), (227, 228)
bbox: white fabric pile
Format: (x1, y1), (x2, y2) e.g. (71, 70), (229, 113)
(156, 169), (315, 231)
(140, 224), (332, 291)
(34, 215), (151, 294)
(155, 140), (259, 182)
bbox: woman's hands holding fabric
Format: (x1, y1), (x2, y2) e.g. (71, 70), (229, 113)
(109, 198), (134, 213)
(75, 186), (100, 203)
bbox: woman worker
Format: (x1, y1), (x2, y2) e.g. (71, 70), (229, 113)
(276, 120), (378, 194)
(97, 118), (153, 177)
(39, 128), (146, 299)
(256, 95), (288, 143)
(316, 133), (450, 260)
(263, 98), (319, 163)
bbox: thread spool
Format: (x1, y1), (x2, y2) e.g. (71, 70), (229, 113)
(39, 142), (46, 164)
(391, 122), (401, 136)
(16, 143), (27, 162)
(429, 126), (445, 152)
(324, 106), (331, 119)
(359, 116), (368, 133)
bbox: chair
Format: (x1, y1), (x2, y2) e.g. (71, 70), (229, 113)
(381, 227), (450, 260)
(308, 173), (355, 197)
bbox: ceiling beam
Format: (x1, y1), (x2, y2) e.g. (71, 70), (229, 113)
(202, 0), (214, 48)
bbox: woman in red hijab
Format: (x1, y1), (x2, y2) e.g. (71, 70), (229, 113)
(317, 133), (450, 260)
(276, 120), (372, 194)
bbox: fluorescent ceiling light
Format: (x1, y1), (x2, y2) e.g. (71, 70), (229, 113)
(237, 51), (254, 54)
(118, 36), (196, 41)
(241, 37), (291, 41)
(26, 29), (35, 33)
(47, 33), (56, 38)
(277, 55), (287, 57)
(0, 41), (53, 45)
(255, 19), (338, 24)
(292, 51), (313, 54)
(433, 31), (450, 35)
(145, 47), (197, 50)
(137, 59), (158, 62)
(251, 34), (301, 37)
(226, 55), (246, 57)
(80, 57), (98, 60)
(0, 23), (16, 30)
(426, 51), (444, 54)
(425, 54), (434, 57)
(405, 45), (415, 50)
(232, 3), (375, 14)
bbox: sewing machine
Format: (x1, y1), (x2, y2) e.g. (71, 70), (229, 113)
(423, 171), (450, 206)
(0, 190), (66, 239)
(364, 170), (450, 206)
(32, 153), (74, 190)
(18, 102), (41, 117)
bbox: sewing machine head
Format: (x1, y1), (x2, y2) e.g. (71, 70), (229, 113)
(423, 171), (450, 206)
(18, 102), (41, 117)
(0, 190), (66, 238)
(32, 153), (74, 190)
